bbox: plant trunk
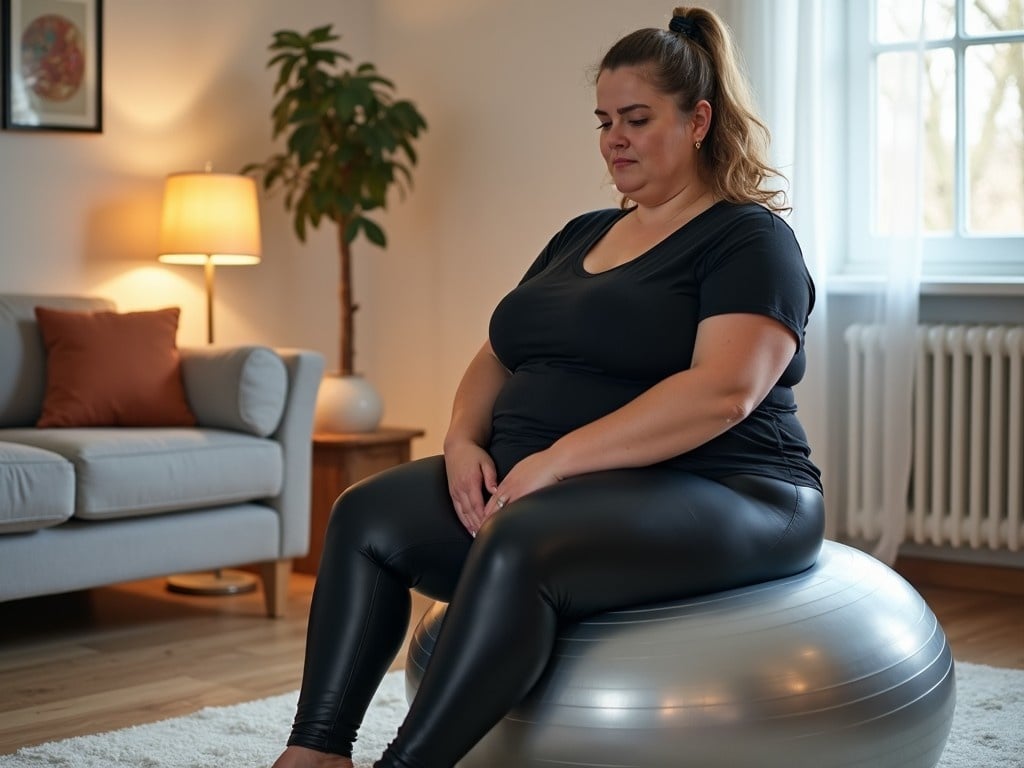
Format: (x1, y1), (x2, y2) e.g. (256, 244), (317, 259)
(338, 222), (355, 376)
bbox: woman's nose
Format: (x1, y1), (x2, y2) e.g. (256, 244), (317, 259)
(605, 125), (627, 149)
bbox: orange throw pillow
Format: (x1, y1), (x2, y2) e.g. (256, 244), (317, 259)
(35, 306), (197, 428)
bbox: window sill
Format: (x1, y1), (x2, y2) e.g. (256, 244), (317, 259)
(826, 275), (1024, 298)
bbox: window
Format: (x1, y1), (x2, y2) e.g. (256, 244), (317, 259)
(845, 0), (1024, 278)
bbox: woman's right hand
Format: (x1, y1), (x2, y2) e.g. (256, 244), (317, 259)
(443, 439), (499, 536)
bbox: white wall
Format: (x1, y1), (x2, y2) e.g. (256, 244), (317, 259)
(0, 0), (724, 459)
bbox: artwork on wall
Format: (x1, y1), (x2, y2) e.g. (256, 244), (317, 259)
(2, 0), (102, 132)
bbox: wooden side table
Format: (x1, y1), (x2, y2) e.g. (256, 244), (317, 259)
(296, 427), (425, 575)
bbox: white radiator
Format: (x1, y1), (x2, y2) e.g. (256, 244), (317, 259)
(844, 323), (1024, 552)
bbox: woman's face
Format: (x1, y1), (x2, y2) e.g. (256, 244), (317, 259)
(595, 65), (704, 207)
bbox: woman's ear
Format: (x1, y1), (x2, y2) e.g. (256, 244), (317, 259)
(691, 99), (712, 142)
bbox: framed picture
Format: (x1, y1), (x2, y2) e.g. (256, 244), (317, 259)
(2, 0), (102, 132)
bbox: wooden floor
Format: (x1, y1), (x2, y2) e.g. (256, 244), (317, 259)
(0, 563), (1021, 756)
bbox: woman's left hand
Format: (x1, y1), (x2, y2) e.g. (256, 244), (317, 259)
(482, 449), (564, 522)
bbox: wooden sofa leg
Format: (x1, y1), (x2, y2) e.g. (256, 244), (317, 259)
(259, 559), (292, 618)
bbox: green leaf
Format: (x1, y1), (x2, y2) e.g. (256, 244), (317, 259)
(278, 58), (299, 91)
(272, 31), (305, 49)
(336, 142), (355, 165)
(271, 105), (291, 137)
(308, 25), (340, 44)
(360, 128), (383, 154)
(393, 161), (413, 187)
(360, 216), (387, 247)
(268, 51), (295, 69)
(397, 138), (418, 165)
(308, 49), (339, 66)
(287, 123), (320, 164)
(312, 186), (333, 213)
(399, 101), (428, 133)
(343, 217), (361, 244)
(335, 88), (360, 122)
(362, 74), (396, 90)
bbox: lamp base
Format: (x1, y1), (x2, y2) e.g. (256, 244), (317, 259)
(166, 568), (258, 596)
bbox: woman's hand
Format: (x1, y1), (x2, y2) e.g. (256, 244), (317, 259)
(481, 449), (564, 522)
(444, 439), (499, 536)
(443, 339), (511, 536)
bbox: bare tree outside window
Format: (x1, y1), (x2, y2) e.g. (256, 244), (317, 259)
(874, 0), (1024, 236)
(967, 41), (1024, 232)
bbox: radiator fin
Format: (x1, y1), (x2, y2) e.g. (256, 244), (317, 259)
(844, 324), (1024, 552)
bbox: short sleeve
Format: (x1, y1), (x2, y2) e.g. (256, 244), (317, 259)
(696, 210), (814, 348)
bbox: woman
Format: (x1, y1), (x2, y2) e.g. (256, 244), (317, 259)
(273, 6), (824, 768)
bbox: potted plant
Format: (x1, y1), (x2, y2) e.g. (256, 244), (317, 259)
(243, 25), (427, 432)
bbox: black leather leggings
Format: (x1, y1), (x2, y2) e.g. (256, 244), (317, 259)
(287, 455), (825, 768)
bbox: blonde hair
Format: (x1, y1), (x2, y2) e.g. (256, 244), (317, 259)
(598, 6), (789, 212)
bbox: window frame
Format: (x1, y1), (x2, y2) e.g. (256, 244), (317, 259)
(842, 0), (1024, 280)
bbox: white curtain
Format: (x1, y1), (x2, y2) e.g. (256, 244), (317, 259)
(723, 0), (924, 563)
(868, 6), (926, 563)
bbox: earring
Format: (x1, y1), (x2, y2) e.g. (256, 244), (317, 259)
(695, 139), (702, 150)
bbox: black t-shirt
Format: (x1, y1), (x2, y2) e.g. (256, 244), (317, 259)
(487, 201), (822, 491)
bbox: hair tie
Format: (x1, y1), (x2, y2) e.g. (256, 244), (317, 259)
(669, 15), (697, 39)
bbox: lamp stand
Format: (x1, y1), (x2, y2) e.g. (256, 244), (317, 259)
(205, 257), (215, 344)
(165, 256), (259, 599)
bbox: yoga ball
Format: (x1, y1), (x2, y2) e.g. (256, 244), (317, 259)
(406, 540), (955, 768)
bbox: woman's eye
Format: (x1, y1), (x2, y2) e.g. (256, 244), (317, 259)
(596, 118), (648, 130)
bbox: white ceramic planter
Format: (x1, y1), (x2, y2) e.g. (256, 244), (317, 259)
(314, 374), (383, 433)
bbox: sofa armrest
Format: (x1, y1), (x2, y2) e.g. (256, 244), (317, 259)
(180, 346), (288, 437)
(265, 348), (325, 559)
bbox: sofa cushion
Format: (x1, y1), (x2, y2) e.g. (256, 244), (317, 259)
(181, 346), (288, 437)
(35, 306), (197, 428)
(0, 442), (74, 533)
(0, 295), (115, 427)
(0, 428), (283, 520)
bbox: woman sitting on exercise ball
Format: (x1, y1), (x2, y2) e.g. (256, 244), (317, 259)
(272, 5), (823, 767)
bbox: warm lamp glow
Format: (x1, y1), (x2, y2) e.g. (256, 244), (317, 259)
(158, 172), (261, 264)
(157, 170), (262, 344)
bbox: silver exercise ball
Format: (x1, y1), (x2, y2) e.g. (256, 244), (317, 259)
(406, 540), (956, 768)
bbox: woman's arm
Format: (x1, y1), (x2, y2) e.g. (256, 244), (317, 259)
(487, 312), (797, 510)
(444, 340), (509, 449)
(443, 340), (510, 532)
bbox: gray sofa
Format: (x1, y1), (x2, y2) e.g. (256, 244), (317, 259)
(0, 294), (324, 617)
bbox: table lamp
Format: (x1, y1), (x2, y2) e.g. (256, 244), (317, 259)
(157, 166), (261, 344)
(158, 166), (262, 596)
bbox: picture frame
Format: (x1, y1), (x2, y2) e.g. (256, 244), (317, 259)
(2, 0), (102, 132)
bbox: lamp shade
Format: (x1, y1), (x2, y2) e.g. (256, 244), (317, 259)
(158, 172), (261, 265)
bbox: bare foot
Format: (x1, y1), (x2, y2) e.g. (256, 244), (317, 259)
(269, 745), (353, 768)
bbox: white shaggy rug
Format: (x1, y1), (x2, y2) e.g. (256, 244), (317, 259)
(2, 662), (1022, 767)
